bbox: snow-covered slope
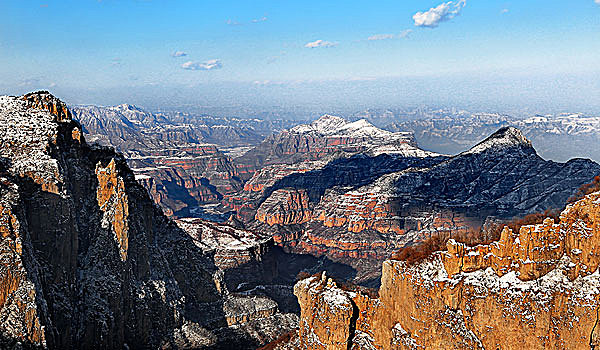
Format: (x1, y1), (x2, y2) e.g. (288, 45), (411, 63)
(464, 126), (532, 155)
(236, 115), (438, 172)
(290, 115), (413, 140)
(388, 112), (600, 162)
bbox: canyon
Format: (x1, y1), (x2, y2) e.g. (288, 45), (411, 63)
(71, 104), (263, 218)
(0, 92), (299, 349)
(8, 92), (599, 349)
(238, 124), (600, 284)
(71, 104), (600, 286)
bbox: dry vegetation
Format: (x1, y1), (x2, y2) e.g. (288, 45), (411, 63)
(390, 208), (561, 266)
(568, 175), (600, 203)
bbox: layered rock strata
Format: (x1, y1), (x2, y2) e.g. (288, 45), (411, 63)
(248, 127), (600, 281)
(131, 150), (242, 217)
(235, 115), (432, 170)
(71, 104), (248, 218)
(294, 190), (600, 349)
(0, 92), (294, 349)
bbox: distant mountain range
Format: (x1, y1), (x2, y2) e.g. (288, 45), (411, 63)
(382, 112), (600, 163)
(239, 123), (600, 283)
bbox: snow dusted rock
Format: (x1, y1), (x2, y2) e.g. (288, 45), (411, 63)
(175, 217), (279, 291)
(294, 191), (600, 350)
(0, 92), (294, 349)
(463, 126), (531, 154)
(226, 114), (441, 226)
(245, 126), (599, 283)
(235, 115), (434, 170)
(71, 104), (247, 218)
(293, 274), (356, 349)
(388, 112), (600, 163)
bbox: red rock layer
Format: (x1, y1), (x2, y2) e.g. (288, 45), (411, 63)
(133, 154), (242, 217)
(256, 189), (312, 226)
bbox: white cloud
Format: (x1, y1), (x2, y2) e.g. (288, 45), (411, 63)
(398, 29), (413, 38)
(181, 59), (222, 71)
(252, 16), (268, 23)
(227, 16), (267, 25)
(367, 30), (412, 41)
(368, 34), (395, 41)
(171, 51), (187, 57)
(253, 80), (285, 86)
(304, 39), (337, 48)
(413, 0), (466, 28)
(596, 0), (600, 5)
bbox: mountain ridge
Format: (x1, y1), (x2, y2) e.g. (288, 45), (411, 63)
(0, 92), (297, 349)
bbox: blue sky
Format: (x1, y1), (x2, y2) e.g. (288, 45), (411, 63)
(1, 0), (599, 113)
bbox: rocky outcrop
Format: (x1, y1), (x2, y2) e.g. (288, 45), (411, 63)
(131, 151), (242, 217)
(0, 92), (295, 349)
(256, 189), (312, 226)
(175, 217), (278, 291)
(22, 90), (72, 122)
(96, 159), (130, 261)
(247, 127), (600, 283)
(235, 115), (433, 172)
(294, 190), (600, 349)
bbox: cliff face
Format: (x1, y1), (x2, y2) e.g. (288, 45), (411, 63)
(131, 148), (242, 217)
(294, 190), (600, 350)
(245, 127), (600, 283)
(175, 217), (278, 291)
(0, 92), (295, 349)
(256, 189), (312, 226)
(71, 105), (247, 219)
(234, 115), (433, 177)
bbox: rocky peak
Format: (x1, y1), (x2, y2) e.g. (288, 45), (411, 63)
(294, 191), (600, 349)
(115, 103), (139, 111)
(465, 126), (533, 155)
(0, 92), (296, 349)
(289, 115), (402, 140)
(21, 90), (72, 122)
(289, 114), (348, 135)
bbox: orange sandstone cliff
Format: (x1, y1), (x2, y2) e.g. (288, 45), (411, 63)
(294, 190), (600, 349)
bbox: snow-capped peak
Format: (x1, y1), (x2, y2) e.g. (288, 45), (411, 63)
(290, 115), (394, 139)
(115, 103), (142, 112)
(290, 115), (347, 135)
(286, 114), (437, 157)
(464, 127), (532, 155)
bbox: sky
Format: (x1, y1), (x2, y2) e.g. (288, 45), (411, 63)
(1, 0), (599, 114)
